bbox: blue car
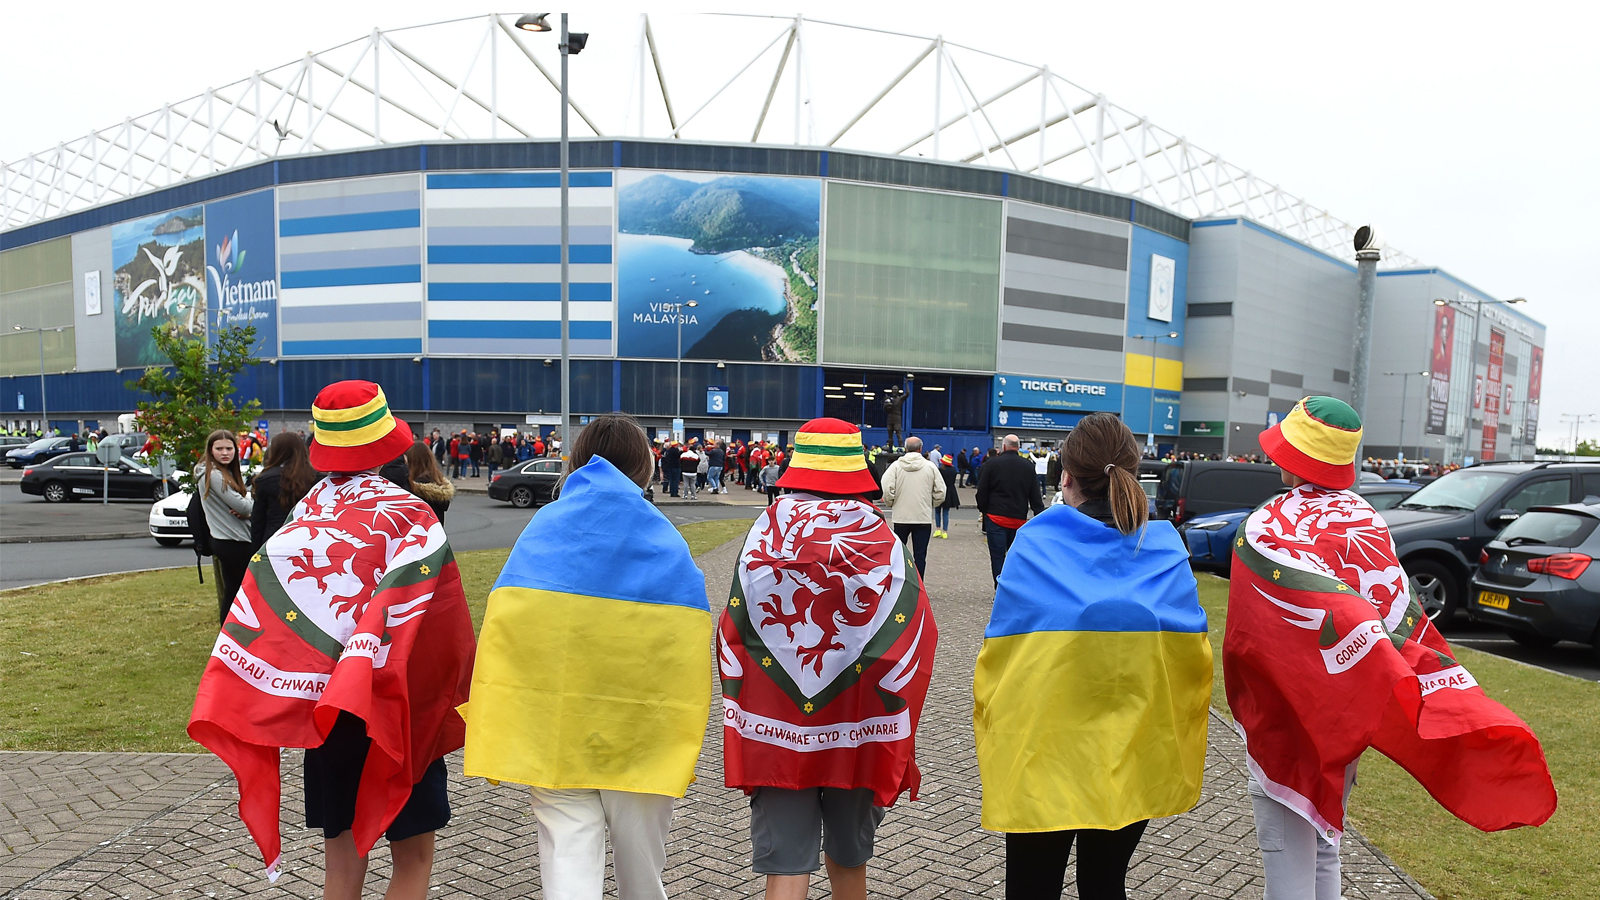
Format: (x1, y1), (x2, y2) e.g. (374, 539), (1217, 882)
(1180, 482), (1422, 573)
(5, 436), (74, 468)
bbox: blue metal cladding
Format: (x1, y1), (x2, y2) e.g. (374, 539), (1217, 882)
(280, 358), (425, 412)
(426, 357), (612, 415)
(618, 362), (819, 420)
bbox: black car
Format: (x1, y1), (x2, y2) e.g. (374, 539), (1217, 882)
(488, 458), (564, 508)
(1387, 462), (1600, 621)
(1469, 503), (1600, 655)
(1158, 460), (1286, 525)
(1358, 481), (1422, 511)
(20, 452), (180, 502)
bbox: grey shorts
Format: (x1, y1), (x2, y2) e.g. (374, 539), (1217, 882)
(748, 787), (887, 874)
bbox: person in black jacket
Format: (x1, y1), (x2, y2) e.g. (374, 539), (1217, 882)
(662, 441), (683, 497)
(249, 431), (318, 551)
(974, 434), (1045, 584)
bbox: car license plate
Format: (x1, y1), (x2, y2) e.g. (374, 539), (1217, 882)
(1478, 590), (1511, 610)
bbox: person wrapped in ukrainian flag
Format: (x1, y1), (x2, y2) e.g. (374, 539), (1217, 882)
(461, 414), (712, 900)
(973, 413), (1212, 900)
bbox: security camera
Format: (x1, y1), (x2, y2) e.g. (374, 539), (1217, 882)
(1353, 225), (1382, 254)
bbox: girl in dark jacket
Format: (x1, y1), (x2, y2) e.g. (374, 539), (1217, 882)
(405, 440), (456, 524)
(935, 453), (960, 538)
(249, 431), (317, 551)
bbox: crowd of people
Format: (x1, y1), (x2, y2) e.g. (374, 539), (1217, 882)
(173, 382), (1557, 900)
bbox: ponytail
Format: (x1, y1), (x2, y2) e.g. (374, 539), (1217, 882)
(1106, 464), (1150, 535)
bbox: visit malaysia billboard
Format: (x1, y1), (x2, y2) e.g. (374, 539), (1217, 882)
(615, 171), (819, 363)
(112, 206), (206, 367)
(204, 189), (278, 357)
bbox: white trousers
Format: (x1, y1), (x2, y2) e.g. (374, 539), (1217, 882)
(1246, 763), (1357, 900)
(529, 787), (675, 900)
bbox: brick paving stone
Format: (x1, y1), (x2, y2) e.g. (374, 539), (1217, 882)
(2, 525), (1434, 898)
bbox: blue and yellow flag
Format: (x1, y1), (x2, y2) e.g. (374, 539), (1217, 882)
(973, 504), (1212, 832)
(462, 457), (712, 797)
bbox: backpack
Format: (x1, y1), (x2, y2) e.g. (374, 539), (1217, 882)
(186, 487), (213, 584)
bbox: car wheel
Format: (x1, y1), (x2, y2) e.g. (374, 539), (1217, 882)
(155, 537), (184, 548)
(510, 485), (534, 509)
(150, 483), (167, 501)
(41, 480), (68, 503)
(1508, 631), (1558, 649)
(1407, 560), (1457, 622)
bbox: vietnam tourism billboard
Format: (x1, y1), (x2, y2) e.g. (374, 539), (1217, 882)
(204, 189), (278, 358)
(615, 171), (819, 363)
(112, 206), (206, 368)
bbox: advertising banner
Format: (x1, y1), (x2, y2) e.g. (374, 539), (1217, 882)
(1181, 421), (1224, 437)
(112, 206), (206, 367)
(1426, 305), (1453, 435)
(204, 190), (278, 357)
(1481, 328), (1505, 461)
(1148, 254), (1176, 323)
(1524, 345), (1543, 448)
(996, 409), (1087, 431)
(616, 171), (819, 363)
(993, 374), (1123, 415)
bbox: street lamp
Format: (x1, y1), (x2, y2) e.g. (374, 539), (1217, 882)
(12, 324), (63, 434)
(1560, 412), (1598, 455)
(674, 299), (700, 433)
(1382, 370), (1429, 461)
(517, 13), (588, 453)
(1128, 331), (1179, 454)
(1434, 295), (1526, 461)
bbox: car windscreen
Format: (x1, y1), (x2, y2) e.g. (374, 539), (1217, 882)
(1397, 468), (1515, 512)
(21, 438), (58, 450)
(1189, 468), (1285, 506)
(1497, 511), (1599, 549)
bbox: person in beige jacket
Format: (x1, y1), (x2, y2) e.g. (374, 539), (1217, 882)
(880, 436), (945, 578)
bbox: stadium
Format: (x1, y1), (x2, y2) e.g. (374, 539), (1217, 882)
(0, 13), (1545, 462)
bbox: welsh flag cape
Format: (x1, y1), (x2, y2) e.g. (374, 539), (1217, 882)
(189, 474), (477, 880)
(1225, 485), (1555, 844)
(719, 493), (938, 807)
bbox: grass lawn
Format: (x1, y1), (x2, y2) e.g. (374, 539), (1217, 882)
(0, 519), (751, 754)
(1197, 572), (1598, 900)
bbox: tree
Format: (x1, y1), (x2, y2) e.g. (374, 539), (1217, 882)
(129, 324), (262, 492)
(1577, 439), (1600, 458)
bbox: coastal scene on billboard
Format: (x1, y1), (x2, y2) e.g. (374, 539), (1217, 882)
(112, 206), (207, 368)
(616, 171), (819, 363)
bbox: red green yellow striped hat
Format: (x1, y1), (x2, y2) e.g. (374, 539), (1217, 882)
(308, 380), (414, 472)
(1259, 396), (1363, 489)
(775, 417), (878, 495)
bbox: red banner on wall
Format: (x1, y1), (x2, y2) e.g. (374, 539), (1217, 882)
(1480, 329), (1505, 461)
(1524, 346), (1543, 449)
(1426, 306), (1454, 435)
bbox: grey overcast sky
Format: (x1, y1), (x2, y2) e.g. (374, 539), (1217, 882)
(3, 1), (1595, 447)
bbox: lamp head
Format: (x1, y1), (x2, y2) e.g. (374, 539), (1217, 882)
(1433, 298), (1447, 306)
(515, 13), (552, 32)
(686, 300), (698, 308)
(1507, 297), (1527, 304)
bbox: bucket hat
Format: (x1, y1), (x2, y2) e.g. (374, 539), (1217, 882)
(308, 380), (414, 473)
(774, 418), (878, 495)
(1259, 396), (1363, 489)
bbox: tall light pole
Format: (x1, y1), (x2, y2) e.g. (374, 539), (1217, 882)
(674, 299), (699, 433)
(1434, 294), (1526, 462)
(12, 324), (62, 434)
(1351, 226), (1382, 441)
(1561, 412), (1598, 454)
(516, 13), (588, 454)
(1382, 370), (1428, 460)
(1130, 331), (1178, 454)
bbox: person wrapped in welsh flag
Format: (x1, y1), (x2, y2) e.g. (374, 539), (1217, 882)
(188, 380), (477, 898)
(1227, 396), (1556, 900)
(720, 417), (938, 900)
(463, 414), (712, 900)
(974, 413), (1212, 900)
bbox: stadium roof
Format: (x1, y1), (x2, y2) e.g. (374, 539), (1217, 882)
(0, 13), (1418, 266)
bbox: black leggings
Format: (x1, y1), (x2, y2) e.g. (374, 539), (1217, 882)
(212, 539), (254, 626)
(1006, 820), (1149, 900)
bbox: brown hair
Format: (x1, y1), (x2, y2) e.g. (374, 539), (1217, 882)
(404, 440), (448, 485)
(257, 431), (316, 508)
(201, 429), (247, 498)
(566, 413), (653, 488)
(1061, 413), (1148, 535)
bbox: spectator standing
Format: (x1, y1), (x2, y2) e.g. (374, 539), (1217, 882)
(486, 437), (504, 482)
(975, 434), (1046, 584)
(760, 458), (782, 506)
(431, 430), (447, 466)
(1033, 449), (1050, 494)
(956, 448), (970, 487)
(707, 441), (726, 494)
(469, 434), (484, 478)
(249, 431), (316, 550)
(880, 436), (946, 577)
(195, 429), (254, 625)
(662, 441), (683, 498)
(405, 440), (456, 524)
(449, 434), (463, 478)
(679, 442), (702, 500)
(935, 453), (959, 539)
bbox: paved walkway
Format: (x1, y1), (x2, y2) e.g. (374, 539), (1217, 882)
(1, 526), (1433, 899)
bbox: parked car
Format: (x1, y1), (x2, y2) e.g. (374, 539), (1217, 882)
(149, 490), (192, 547)
(1157, 461), (1285, 525)
(1469, 503), (1600, 655)
(488, 458), (564, 508)
(21, 452), (180, 503)
(1179, 481), (1422, 573)
(6, 436), (74, 468)
(1386, 461), (1600, 622)
(98, 432), (149, 457)
(0, 435), (32, 451)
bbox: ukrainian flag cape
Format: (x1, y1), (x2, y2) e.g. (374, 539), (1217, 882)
(462, 457), (712, 796)
(974, 504), (1212, 832)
